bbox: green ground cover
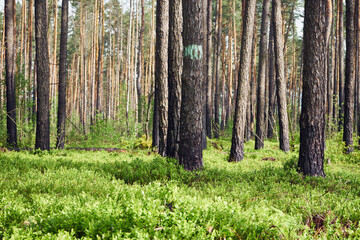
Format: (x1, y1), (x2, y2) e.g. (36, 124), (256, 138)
(0, 137), (359, 239)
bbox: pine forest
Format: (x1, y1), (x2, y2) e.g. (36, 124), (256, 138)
(1, 0), (360, 238)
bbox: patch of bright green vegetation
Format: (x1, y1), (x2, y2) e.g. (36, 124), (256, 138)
(0, 137), (359, 239)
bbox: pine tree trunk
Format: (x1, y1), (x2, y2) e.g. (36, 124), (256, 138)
(338, 0), (344, 129)
(167, 0), (182, 158)
(5, 0), (17, 147)
(267, 12), (276, 139)
(205, 0), (213, 138)
(214, 0), (222, 139)
(343, 0), (355, 153)
(179, 0), (204, 170)
(229, 0), (257, 162)
(137, 0), (145, 123)
(154, 0), (169, 156)
(298, 0), (327, 178)
(56, 0), (68, 149)
(272, 0), (290, 152)
(255, 0), (270, 150)
(35, 0), (50, 150)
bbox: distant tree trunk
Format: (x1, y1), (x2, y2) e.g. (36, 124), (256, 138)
(255, 0), (270, 150)
(35, 0), (50, 151)
(179, 0), (204, 170)
(137, 0), (145, 123)
(214, 0), (222, 139)
(298, 0), (326, 178)
(154, 0), (169, 156)
(167, 0), (183, 158)
(5, 0), (17, 148)
(272, 0), (290, 152)
(338, 0), (345, 129)
(28, 0), (34, 121)
(343, 0), (355, 153)
(229, 0), (256, 162)
(267, 13), (276, 139)
(56, 0), (68, 149)
(205, 0), (213, 138)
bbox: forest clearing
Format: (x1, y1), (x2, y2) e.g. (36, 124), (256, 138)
(1, 0), (360, 238)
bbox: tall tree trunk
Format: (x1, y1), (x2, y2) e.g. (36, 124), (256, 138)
(214, 0), (222, 139)
(298, 0), (327, 178)
(56, 0), (68, 149)
(137, 0), (145, 123)
(205, 0), (213, 138)
(35, 0), (50, 151)
(343, 0), (355, 153)
(28, 0), (34, 121)
(338, 0), (345, 129)
(5, 0), (17, 147)
(154, 0), (169, 156)
(229, 0), (257, 162)
(272, 0), (290, 152)
(267, 12), (276, 139)
(167, 0), (183, 158)
(255, 0), (270, 150)
(179, 0), (204, 170)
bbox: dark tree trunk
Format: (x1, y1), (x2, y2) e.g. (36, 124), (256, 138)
(137, 0), (145, 123)
(56, 0), (69, 149)
(154, 0), (169, 156)
(255, 0), (270, 150)
(205, 0), (213, 138)
(5, 0), (17, 148)
(298, 0), (327, 178)
(179, 0), (204, 171)
(267, 12), (276, 139)
(272, 0), (290, 152)
(229, 0), (256, 162)
(214, 0), (222, 139)
(35, 0), (50, 151)
(167, 0), (183, 158)
(343, 0), (355, 153)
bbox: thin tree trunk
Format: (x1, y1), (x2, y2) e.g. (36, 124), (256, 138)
(255, 0), (270, 150)
(56, 0), (68, 149)
(343, 0), (355, 153)
(267, 12), (276, 139)
(214, 0), (222, 139)
(137, 0), (145, 123)
(338, 0), (344, 129)
(205, 0), (213, 138)
(229, 0), (257, 162)
(272, 0), (290, 152)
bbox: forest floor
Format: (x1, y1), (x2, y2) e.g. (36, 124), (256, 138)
(0, 135), (360, 239)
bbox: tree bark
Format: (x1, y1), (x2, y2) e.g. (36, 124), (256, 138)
(5, 0), (17, 147)
(255, 0), (270, 150)
(343, 0), (355, 153)
(206, 0), (213, 139)
(267, 12), (276, 139)
(56, 0), (69, 149)
(167, 0), (183, 159)
(179, 0), (204, 170)
(298, 0), (327, 178)
(214, 0), (222, 139)
(154, 0), (169, 156)
(338, 0), (345, 129)
(35, 0), (50, 151)
(229, 0), (257, 162)
(137, 0), (145, 123)
(272, 0), (290, 152)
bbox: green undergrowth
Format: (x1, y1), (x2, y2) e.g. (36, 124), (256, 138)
(0, 137), (360, 239)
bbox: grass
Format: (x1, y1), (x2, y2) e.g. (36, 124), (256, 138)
(0, 136), (360, 239)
